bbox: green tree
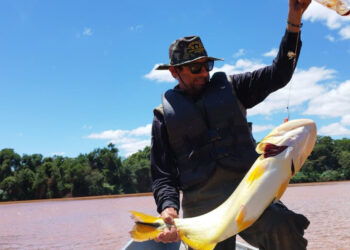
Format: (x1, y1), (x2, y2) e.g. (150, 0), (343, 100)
(0, 148), (21, 181)
(335, 138), (350, 152)
(122, 146), (151, 193)
(291, 171), (309, 183)
(22, 154), (43, 172)
(15, 168), (36, 200)
(86, 143), (122, 193)
(0, 176), (18, 200)
(319, 170), (342, 182)
(338, 150), (350, 178)
(63, 158), (91, 197)
(48, 164), (66, 198)
(32, 163), (49, 199)
(85, 169), (105, 195)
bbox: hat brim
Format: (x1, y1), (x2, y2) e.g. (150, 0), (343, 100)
(155, 56), (224, 70)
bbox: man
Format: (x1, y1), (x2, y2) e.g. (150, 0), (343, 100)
(151, 0), (311, 249)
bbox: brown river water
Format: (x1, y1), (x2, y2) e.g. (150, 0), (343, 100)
(0, 181), (349, 250)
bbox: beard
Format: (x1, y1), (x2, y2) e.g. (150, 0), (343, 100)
(185, 76), (209, 95)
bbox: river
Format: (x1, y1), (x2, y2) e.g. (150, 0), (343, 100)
(0, 181), (349, 250)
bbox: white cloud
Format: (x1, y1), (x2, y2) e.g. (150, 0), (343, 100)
(303, 0), (350, 42)
(87, 129), (127, 140)
(304, 80), (350, 118)
(341, 114), (350, 126)
(130, 124), (152, 136)
(144, 65), (175, 83)
(325, 34), (335, 42)
(339, 25), (350, 39)
(212, 59), (266, 76)
(211, 63), (337, 118)
(253, 124), (275, 133)
(263, 48), (278, 57)
(234, 59), (266, 72)
(303, 1), (350, 30)
(319, 122), (350, 136)
(233, 49), (245, 58)
(211, 64), (238, 75)
(130, 25), (143, 31)
(248, 67), (335, 116)
(76, 27), (93, 38)
(83, 124), (93, 130)
(118, 140), (150, 157)
(51, 152), (65, 156)
(86, 124), (152, 156)
(83, 27), (93, 36)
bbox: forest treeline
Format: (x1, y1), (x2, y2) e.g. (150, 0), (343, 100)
(0, 143), (151, 201)
(0, 136), (349, 201)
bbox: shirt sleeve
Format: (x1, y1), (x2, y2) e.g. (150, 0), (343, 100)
(150, 111), (180, 214)
(230, 30), (302, 109)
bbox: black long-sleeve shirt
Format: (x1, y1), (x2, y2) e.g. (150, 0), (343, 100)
(151, 30), (302, 214)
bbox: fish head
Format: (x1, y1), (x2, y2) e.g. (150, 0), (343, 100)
(256, 119), (317, 173)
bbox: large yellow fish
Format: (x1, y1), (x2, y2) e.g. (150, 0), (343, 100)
(129, 119), (317, 250)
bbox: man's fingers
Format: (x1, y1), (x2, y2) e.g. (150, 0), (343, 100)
(157, 207), (180, 243)
(154, 235), (161, 243)
(170, 227), (181, 242)
(163, 216), (174, 225)
(154, 226), (180, 243)
(155, 231), (166, 243)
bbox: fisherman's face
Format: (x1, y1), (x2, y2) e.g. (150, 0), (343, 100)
(170, 58), (211, 95)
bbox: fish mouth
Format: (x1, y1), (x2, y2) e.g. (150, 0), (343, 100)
(256, 119), (317, 157)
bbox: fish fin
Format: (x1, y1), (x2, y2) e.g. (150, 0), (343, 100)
(130, 223), (163, 242)
(180, 231), (216, 250)
(235, 205), (246, 225)
(129, 211), (164, 242)
(129, 210), (160, 223)
(235, 205), (255, 232)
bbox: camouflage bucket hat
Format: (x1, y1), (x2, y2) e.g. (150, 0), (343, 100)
(156, 36), (224, 70)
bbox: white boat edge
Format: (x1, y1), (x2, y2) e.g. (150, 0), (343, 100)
(236, 241), (259, 250)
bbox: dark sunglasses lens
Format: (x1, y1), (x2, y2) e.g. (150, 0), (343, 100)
(188, 61), (214, 74)
(207, 61), (214, 71)
(190, 64), (202, 74)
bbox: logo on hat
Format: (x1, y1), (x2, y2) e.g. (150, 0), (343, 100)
(186, 41), (205, 57)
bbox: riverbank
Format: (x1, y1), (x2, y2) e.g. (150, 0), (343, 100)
(1, 180), (349, 205)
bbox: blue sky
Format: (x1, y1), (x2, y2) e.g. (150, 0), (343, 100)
(1, 0), (350, 157)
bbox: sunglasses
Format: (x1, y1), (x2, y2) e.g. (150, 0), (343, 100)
(183, 60), (214, 74)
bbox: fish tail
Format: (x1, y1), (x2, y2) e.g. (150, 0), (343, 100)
(129, 211), (165, 242)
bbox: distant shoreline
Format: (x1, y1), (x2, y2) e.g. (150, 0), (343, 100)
(289, 180), (350, 187)
(1, 180), (349, 205)
(0, 192), (153, 205)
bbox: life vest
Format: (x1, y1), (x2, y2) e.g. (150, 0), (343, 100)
(162, 72), (258, 190)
